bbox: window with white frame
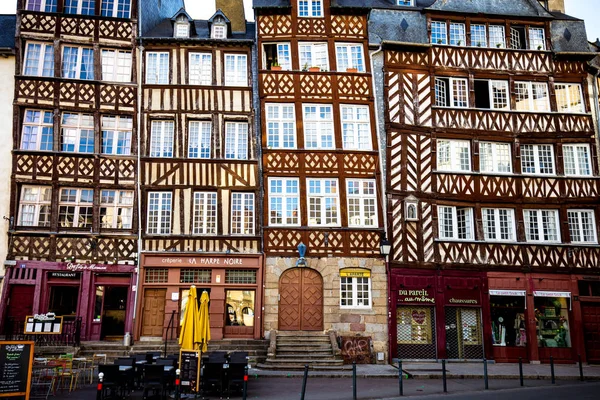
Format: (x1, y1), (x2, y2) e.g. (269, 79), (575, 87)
(449, 23), (466, 46)
(298, 0), (323, 17)
(340, 277), (371, 308)
(568, 210), (597, 244)
(263, 43), (291, 70)
(193, 192), (217, 234)
(150, 121), (174, 158)
(231, 192), (255, 235)
(100, 190), (133, 229)
(224, 122), (248, 160)
(555, 83), (584, 113)
(21, 109), (54, 151)
(482, 208), (516, 242)
(524, 209), (560, 243)
(479, 142), (512, 173)
(303, 104), (334, 149)
(62, 46), (94, 80)
(529, 27), (546, 50)
(489, 25), (506, 48)
(435, 77), (468, 108)
(438, 206), (474, 240)
(470, 24), (487, 47)
(436, 139), (471, 172)
(101, 0), (131, 18)
(101, 49), (132, 82)
(147, 192), (172, 234)
(563, 144), (591, 176)
(346, 179), (377, 227)
(474, 80), (509, 110)
(26, 0), (57, 12)
(18, 186), (51, 227)
(335, 43), (365, 72)
(510, 27), (522, 49)
(101, 115), (132, 155)
(266, 104), (296, 149)
(307, 179), (340, 226)
(23, 42), (54, 77)
(188, 121), (211, 159)
(269, 178), (300, 226)
(224, 54), (248, 86)
(174, 16), (190, 38)
(299, 43), (329, 71)
(396, 0), (414, 5)
(212, 23), (226, 39)
(520, 144), (555, 175)
(341, 105), (371, 150)
(64, 0), (95, 15)
(514, 82), (550, 112)
(59, 188), (93, 228)
(189, 53), (212, 85)
(146, 52), (169, 84)
(61, 113), (94, 153)
(431, 21), (448, 44)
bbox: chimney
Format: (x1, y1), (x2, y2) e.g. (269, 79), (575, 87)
(216, 0), (246, 34)
(547, 0), (565, 13)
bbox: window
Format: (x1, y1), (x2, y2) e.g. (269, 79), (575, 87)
(225, 290), (255, 327)
(341, 277), (371, 308)
(524, 209), (560, 243)
(299, 43), (328, 71)
(529, 27), (546, 50)
(61, 113), (94, 153)
(231, 193), (255, 235)
(101, 115), (132, 155)
(188, 121), (211, 159)
(174, 20), (189, 38)
(25, 0), (57, 12)
(510, 26), (526, 49)
(21, 110), (54, 151)
(298, 0), (323, 17)
(189, 53), (212, 85)
(438, 206), (474, 240)
(396, 0), (414, 5)
(437, 139), (471, 172)
(335, 44), (365, 72)
(224, 54), (247, 86)
(474, 80), (509, 110)
(470, 24), (487, 47)
(101, 50), (132, 82)
(226, 270), (257, 284)
(266, 104), (296, 149)
(431, 21), (447, 45)
(563, 144), (591, 176)
(193, 192), (217, 234)
(269, 178), (300, 226)
(520, 144), (555, 175)
(489, 25), (506, 48)
(23, 42), (54, 77)
(62, 46), (94, 80)
(568, 210), (597, 244)
(147, 192), (172, 234)
(555, 83), (584, 113)
(303, 105), (334, 149)
(150, 121), (174, 158)
(449, 23), (466, 46)
(514, 82), (550, 112)
(100, 190), (133, 229)
(435, 77), (468, 108)
(224, 122), (248, 160)
(263, 43), (291, 71)
(145, 268), (168, 283)
(479, 142), (512, 173)
(146, 52), (169, 84)
(212, 23), (226, 39)
(482, 208), (516, 242)
(341, 105), (371, 150)
(101, 0), (131, 18)
(307, 179), (340, 226)
(59, 188), (93, 228)
(346, 179), (377, 227)
(18, 186), (51, 227)
(180, 269), (211, 284)
(64, 0), (95, 15)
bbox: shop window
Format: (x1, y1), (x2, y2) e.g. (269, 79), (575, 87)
(180, 269), (211, 284)
(145, 268), (168, 283)
(535, 297), (571, 348)
(445, 308), (483, 359)
(225, 270), (257, 284)
(340, 276), (371, 308)
(397, 307), (433, 344)
(578, 281), (600, 297)
(94, 286), (104, 322)
(490, 295), (527, 347)
(226, 290), (255, 327)
(180, 288), (211, 326)
(48, 286), (79, 317)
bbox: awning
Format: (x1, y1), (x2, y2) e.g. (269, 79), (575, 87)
(489, 290), (526, 297)
(533, 291), (570, 298)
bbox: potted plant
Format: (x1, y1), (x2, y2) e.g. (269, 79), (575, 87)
(537, 45), (543, 51)
(308, 66), (321, 72)
(302, 62), (309, 71)
(496, 43), (502, 48)
(437, 39), (443, 44)
(457, 40), (462, 46)
(271, 61), (282, 71)
(346, 67), (358, 73)
(476, 42), (482, 47)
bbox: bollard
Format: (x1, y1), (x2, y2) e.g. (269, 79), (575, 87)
(352, 361), (357, 400)
(300, 364), (309, 400)
(578, 354), (584, 382)
(398, 359), (403, 396)
(175, 369), (180, 400)
(550, 356), (555, 384)
(243, 365), (248, 400)
(483, 358), (489, 390)
(96, 372), (104, 400)
(442, 359), (447, 393)
(519, 357), (524, 387)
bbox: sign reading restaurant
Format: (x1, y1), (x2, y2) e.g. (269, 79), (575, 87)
(144, 254), (261, 268)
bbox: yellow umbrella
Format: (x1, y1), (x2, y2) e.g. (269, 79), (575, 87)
(179, 285), (199, 350)
(197, 290), (211, 353)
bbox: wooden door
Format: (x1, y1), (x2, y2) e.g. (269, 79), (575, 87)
(6, 285), (35, 332)
(279, 268), (323, 331)
(141, 289), (166, 337)
(582, 304), (600, 364)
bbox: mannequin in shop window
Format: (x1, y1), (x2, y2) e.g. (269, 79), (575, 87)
(514, 313), (526, 346)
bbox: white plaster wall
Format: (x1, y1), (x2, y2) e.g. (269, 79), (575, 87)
(0, 55), (14, 291)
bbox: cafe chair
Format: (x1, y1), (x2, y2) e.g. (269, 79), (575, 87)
(201, 355), (227, 398)
(98, 364), (122, 399)
(227, 352), (248, 396)
(114, 357), (135, 393)
(142, 364), (166, 400)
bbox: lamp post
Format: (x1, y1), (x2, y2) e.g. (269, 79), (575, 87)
(380, 233), (392, 365)
(296, 242), (307, 267)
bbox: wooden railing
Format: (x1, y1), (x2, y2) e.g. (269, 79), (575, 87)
(142, 236), (260, 254)
(430, 46), (552, 73)
(263, 150), (378, 176)
(142, 86), (252, 113)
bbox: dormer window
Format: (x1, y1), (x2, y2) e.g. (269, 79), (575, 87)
(212, 17), (227, 39)
(174, 16), (189, 38)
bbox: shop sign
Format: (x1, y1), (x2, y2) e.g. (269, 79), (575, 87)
(448, 298), (479, 305)
(489, 290), (526, 297)
(148, 255), (259, 268)
(49, 271), (80, 279)
(340, 268), (371, 278)
(398, 289), (435, 304)
(65, 263), (108, 272)
(533, 291), (570, 298)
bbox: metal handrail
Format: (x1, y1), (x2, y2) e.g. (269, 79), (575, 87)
(164, 310), (179, 357)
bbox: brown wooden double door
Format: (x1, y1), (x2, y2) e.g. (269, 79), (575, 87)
(279, 268), (323, 331)
(582, 304), (600, 364)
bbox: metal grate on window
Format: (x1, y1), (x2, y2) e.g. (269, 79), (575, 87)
(180, 269), (212, 284)
(225, 269), (257, 284)
(145, 268), (168, 283)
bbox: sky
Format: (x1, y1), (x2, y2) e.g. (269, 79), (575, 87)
(0, 0), (599, 41)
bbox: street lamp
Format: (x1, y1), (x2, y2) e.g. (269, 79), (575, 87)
(296, 242), (307, 267)
(380, 235), (391, 257)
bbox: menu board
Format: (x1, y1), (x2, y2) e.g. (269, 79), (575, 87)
(179, 350), (200, 392)
(0, 341), (34, 399)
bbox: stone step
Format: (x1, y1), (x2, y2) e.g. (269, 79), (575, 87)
(277, 344), (332, 350)
(276, 331), (330, 337)
(276, 349), (333, 355)
(274, 354), (338, 360)
(257, 363), (352, 371)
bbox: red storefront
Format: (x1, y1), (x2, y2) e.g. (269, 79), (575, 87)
(0, 260), (136, 341)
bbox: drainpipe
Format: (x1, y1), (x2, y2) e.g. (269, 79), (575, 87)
(592, 69), (600, 166)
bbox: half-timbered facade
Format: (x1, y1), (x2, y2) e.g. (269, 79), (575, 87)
(371, 0), (600, 363)
(136, 2), (263, 341)
(255, 0), (388, 361)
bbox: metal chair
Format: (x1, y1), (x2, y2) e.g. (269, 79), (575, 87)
(201, 358), (226, 398)
(142, 364), (166, 400)
(227, 352), (248, 396)
(98, 364), (122, 399)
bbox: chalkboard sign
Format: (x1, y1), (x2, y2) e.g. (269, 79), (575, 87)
(0, 341), (34, 399)
(179, 350), (200, 392)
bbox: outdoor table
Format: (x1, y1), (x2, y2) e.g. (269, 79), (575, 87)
(136, 360), (147, 364)
(118, 366), (133, 372)
(163, 366), (174, 372)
